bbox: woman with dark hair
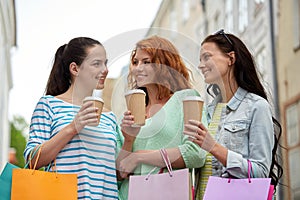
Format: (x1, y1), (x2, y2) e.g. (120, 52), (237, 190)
(116, 35), (207, 200)
(24, 37), (119, 199)
(184, 29), (283, 199)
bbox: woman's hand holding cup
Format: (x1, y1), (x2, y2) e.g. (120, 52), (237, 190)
(121, 110), (141, 141)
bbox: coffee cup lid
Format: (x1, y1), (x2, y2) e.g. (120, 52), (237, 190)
(92, 89), (103, 98)
(183, 96), (203, 101)
(83, 96), (104, 103)
(125, 89), (146, 96)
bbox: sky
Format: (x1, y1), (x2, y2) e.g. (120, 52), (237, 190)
(9, 0), (162, 123)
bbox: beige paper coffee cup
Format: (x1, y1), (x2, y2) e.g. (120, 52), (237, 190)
(83, 96), (104, 126)
(183, 96), (204, 124)
(125, 89), (146, 127)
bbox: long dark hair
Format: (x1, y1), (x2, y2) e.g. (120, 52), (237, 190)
(45, 37), (102, 96)
(202, 32), (283, 187)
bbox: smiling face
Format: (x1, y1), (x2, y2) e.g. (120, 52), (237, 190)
(130, 48), (155, 88)
(76, 44), (108, 90)
(199, 42), (232, 85)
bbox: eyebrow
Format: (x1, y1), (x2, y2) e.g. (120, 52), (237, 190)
(199, 52), (211, 59)
(133, 57), (151, 61)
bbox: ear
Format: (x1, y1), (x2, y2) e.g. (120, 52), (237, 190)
(227, 51), (236, 66)
(69, 62), (79, 77)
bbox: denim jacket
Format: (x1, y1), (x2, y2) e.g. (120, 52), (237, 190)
(208, 87), (274, 179)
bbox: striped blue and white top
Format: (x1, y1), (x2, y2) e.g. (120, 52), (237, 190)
(24, 95), (118, 199)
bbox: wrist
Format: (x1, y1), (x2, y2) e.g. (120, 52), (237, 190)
(210, 143), (228, 166)
(65, 122), (78, 137)
(135, 152), (144, 164)
(122, 139), (135, 152)
(122, 129), (137, 143)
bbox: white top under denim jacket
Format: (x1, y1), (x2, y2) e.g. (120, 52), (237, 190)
(208, 87), (274, 179)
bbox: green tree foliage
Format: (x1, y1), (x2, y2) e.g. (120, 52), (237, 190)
(10, 115), (28, 168)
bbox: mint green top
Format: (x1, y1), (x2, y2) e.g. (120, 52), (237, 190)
(117, 89), (207, 200)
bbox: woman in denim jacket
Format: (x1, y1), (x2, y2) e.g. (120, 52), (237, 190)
(184, 30), (282, 198)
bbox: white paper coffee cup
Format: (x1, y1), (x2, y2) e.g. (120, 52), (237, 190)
(125, 89), (146, 127)
(83, 96), (104, 126)
(183, 96), (204, 124)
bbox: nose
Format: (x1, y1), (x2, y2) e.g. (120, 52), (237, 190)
(101, 65), (108, 75)
(136, 61), (144, 71)
(198, 63), (205, 70)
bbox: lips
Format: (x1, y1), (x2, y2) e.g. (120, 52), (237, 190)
(96, 76), (106, 84)
(201, 68), (211, 77)
(136, 74), (147, 79)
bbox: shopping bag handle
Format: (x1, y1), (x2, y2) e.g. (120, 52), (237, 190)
(24, 144), (42, 169)
(144, 149), (173, 180)
(159, 148), (173, 177)
(247, 160), (252, 183)
(228, 159), (252, 183)
(29, 144), (43, 170)
(24, 144), (58, 177)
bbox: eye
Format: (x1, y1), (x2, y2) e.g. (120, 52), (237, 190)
(202, 53), (211, 62)
(93, 61), (100, 66)
(143, 60), (151, 64)
(132, 59), (138, 66)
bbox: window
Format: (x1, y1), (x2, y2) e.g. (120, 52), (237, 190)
(255, 0), (264, 3)
(294, 0), (300, 49)
(285, 98), (300, 199)
(182, 0), (190, 23)
(225, 0), (234, 32)
(238, 0), (248, 32)
(214, 12), (221, 32)
(286, 103), (300, 147)
(289, 147), (300, 199)
(170, 2), (177, 38)
(256, 47), (267, 82)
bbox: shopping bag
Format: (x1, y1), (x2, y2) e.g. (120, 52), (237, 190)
(0, 163), (19, 200)
(268, 185), (274, 200)
(0, 145), (41, 200)
(128, 149), (190, 200)
(11, 144), (78, 200)
(203, 160), (273, 200)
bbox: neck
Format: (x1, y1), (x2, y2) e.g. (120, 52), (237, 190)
(57, 84), (92, 105)
(145, 85), (171, 118)
(146, 85), (170, 106)
(217, 80), (238, 103)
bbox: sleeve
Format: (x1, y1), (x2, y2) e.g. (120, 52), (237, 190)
(115, 124), (124, 158)
(23, 97), (53, 162)
(226, 99), (274, 178)
(177, 89), (208, 168)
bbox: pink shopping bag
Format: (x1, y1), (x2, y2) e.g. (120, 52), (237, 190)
(128, 149), (191, 200)
(203, 160), (273, 200)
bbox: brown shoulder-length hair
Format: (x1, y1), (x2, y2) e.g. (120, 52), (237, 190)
(128, 35), (191, 101)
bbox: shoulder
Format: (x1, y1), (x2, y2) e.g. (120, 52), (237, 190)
(101, 110), (118, 124)
(246, 93), (269, 105)
(245, 93), (271, 111)
(35, 95), (55, 108)
(173, 89), (201, 99)
(38, 95), (64, 105)
(102, 107), (111, 112)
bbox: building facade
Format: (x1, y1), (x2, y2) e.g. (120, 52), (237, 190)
(0, 0), (16, 170)
(277, 0), (300, 199)
(146, 0), (295, 199)
(146, 0), (277, 104)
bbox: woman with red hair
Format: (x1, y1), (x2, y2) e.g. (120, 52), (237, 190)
(116, 35), (207, 200)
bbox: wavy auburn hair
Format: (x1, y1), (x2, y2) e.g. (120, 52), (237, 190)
(128, 35), (191, 102)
